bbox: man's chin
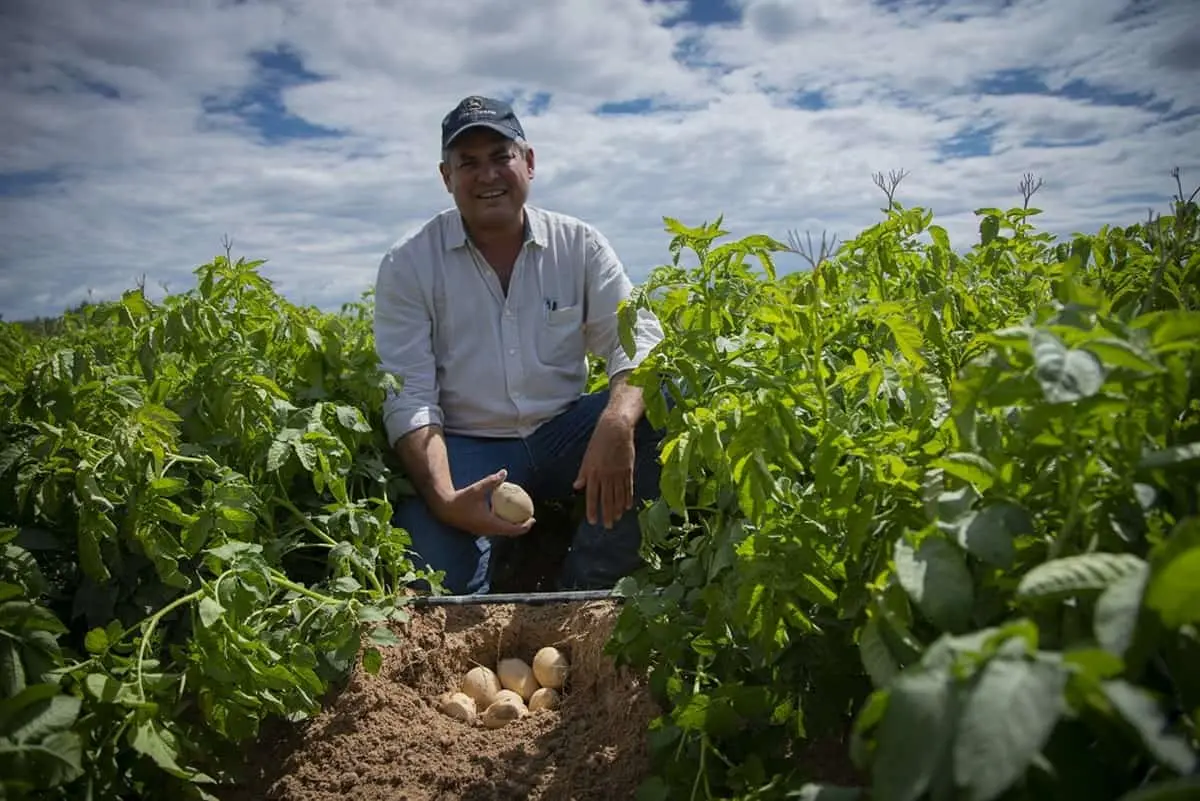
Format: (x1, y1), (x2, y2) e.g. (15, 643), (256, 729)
(468, 204), (523, 227)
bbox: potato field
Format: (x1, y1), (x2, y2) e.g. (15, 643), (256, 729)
(2, 170), (1199, 801)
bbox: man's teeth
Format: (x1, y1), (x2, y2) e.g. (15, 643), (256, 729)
(479, 190), (505, 198)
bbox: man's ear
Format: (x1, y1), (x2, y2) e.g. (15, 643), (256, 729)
(524, 146), (535, 179)
(438, 161), (452, 192)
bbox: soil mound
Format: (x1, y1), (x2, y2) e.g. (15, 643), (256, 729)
(231, 600), (659, 801)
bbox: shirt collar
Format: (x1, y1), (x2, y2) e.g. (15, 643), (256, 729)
(444, 206), (547, 251)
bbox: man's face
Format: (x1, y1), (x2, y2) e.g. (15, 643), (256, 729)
(439, 128), (535, 231)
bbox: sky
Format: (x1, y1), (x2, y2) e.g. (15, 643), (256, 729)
(1, 0), (1198, 322)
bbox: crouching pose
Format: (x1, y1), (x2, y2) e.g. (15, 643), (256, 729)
(373, 95), (666, 595)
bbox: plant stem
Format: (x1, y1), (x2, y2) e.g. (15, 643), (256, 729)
(275, 496), (383, 593)
(136, 588), (205, 701)
(270, 571), (345, 606)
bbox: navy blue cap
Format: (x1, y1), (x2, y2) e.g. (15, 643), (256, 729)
(441, 95), (526, 151)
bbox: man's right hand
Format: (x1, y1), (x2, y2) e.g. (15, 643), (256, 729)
(431, 468), (535, 538)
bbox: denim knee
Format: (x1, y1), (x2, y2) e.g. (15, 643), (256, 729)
(393, 497), (493, 595)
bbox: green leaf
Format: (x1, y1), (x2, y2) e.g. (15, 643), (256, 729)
(894, 536), (974, 634)
(84, 673), (138, 705)
(1079, 338), (1161, 373)
(1101, 680), (1198, 775)
(83, 627), (109, 654)
(1139, 442), (1200, 471)
(954, 503), (1029, 568)
(367, 626), (401, 647)
(674, 692), (711, 732)
(1031, 330), (1105, 404)
(870, 668), (956, 801)
(880, 312), (927, 370)
(0, 640), (24, 698)
(860, 617), (900, 688)
(1094, 563), (1150, 657)
(149, 477), (189, 497)
(0, 601), (68, 636)
(1137, 309), (1200, 350)
(2, 689), (80, 744)
(0, 730), (84, 789)
(932, 453), (997, 493)
(1015, 553), (1146, 604)
(267, 439), (291, 472)
(334, 404), (372, 433)
(77, 524), (111, 583)
(1143, 544), (1200, 629)
(980, 215), (1000, 245)
(198, 597), (224, 629)
(929, 225), (951, 254)
(1063, 648), (1125, 679)
(361, 647), (382, 675)
(953, 655), (1068, 801)
(129, 719), (189, 777)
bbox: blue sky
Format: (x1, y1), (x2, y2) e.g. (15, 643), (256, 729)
(1, 0), (1198, 321)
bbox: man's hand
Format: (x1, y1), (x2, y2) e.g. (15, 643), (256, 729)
(573, 411), (637, 529)
(432, 468), (535, 538)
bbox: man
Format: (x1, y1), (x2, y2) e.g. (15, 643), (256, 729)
(372, 95), (666, 595)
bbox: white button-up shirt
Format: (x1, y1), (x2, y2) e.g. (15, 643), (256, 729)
(373, 205), (665, 446)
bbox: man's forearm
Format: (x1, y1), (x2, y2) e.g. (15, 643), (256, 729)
(602, 370), (646, 429)
(393, 425), (456, 511)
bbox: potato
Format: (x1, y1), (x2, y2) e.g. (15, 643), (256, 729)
(492, 482), (534, 524)
(482, 696), (527, 729)
(529, 687), (560, 713)
(532, 646), (569, 689)
(493, 689), (524, 706)
(497, 657), (539, 701)
(461, 665), (501, 708)
(436, 691), (477, 723)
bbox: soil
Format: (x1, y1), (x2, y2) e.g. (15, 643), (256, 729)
(222, 504), (864, 800)
(227, 600), (660, 801)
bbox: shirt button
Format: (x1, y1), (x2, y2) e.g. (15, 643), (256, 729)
(509, 348), (516, 355)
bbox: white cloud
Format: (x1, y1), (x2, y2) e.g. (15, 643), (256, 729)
(1, 0), (1198, 321)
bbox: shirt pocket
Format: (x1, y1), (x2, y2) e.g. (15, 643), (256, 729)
(535, 303), (585, 367)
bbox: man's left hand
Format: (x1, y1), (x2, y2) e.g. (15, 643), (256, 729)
(573, 411), (636, 529)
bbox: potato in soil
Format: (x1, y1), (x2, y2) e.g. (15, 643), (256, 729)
(462, 665), (501, 708)
(497, 657), (539, 701)
(533, 646), (570, 689)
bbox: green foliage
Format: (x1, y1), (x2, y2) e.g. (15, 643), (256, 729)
(611, 174), (1200, 800)
(0, 254), (430, 798)
(3, 172), (1198, 801)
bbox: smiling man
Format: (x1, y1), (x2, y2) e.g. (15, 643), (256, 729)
(372, 95), (666, 595)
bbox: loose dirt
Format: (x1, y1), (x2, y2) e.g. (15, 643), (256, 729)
(230, 600), (659, 801)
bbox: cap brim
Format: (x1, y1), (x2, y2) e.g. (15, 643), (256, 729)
(444, 121), (519, 148)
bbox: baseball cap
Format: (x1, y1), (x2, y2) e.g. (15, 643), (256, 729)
(441, 95), (526, 151)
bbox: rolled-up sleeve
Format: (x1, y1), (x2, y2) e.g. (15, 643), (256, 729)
(582, 227), (664, 377)
(373, 246), (444, 446)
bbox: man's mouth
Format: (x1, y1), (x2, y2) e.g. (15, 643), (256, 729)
(477, 189), (506, 200)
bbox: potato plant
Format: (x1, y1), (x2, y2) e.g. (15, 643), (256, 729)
(0, 253), (430, 798)
(2, 170), (1197, 801)
(609, 170), (1200, 800)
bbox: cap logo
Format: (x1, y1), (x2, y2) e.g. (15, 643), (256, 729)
(463, 97), (484, 112)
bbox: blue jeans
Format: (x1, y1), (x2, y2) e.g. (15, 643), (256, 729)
(393, 389), (665, 594)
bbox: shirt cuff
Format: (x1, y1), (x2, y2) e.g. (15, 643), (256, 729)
(382, 401), (445, 447)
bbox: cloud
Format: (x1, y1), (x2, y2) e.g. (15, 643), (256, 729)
(1, 0), (1198, 321)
